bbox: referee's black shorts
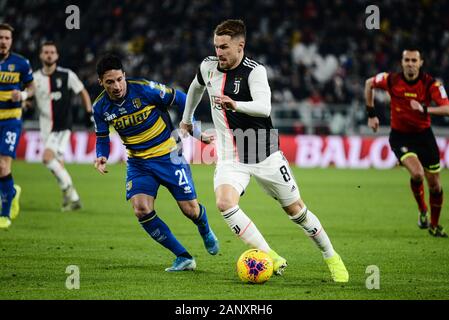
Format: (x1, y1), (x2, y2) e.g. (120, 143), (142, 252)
(389, 127), (441, 173)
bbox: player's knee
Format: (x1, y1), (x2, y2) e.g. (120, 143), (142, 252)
(133, 203), (152, 219)
(216, 198), (237, 212)
(42, 150), (55, 164)
(179, 200), (199, 218)
(410, 171), (424, 182)
(0, 159), (11, 177)
(428, 180), (441, 194)
(283, 199), (305, 216)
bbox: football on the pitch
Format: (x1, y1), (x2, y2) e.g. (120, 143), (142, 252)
(236, 249), (274, 284)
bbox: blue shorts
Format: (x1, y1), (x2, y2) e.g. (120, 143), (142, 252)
(126, 154), (197, 201)
(0, 119), (22, 159)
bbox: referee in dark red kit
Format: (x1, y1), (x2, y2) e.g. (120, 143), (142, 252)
(365, 47), (449, 237)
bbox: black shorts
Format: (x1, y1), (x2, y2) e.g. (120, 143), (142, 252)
(389, 128), (441, 172)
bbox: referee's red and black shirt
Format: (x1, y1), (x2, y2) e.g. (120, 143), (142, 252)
(372, 71), (449, 133)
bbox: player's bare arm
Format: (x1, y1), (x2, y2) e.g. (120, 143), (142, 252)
(11, 80), (35, 102)
(94, 156), (108, 174)
(410, 99), (449, 116)
(80, 88), (93, 113)
(364, 77), (379, 132)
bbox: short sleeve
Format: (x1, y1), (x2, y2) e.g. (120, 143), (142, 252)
(429, 81), (449, 106)
(21, 59), (33, 84)
(68, 70), (85, 94)
(144, 81), (176, 106)
(372, 72), (389, 91)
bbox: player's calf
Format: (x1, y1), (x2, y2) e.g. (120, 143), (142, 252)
(180, 201), (219, 255)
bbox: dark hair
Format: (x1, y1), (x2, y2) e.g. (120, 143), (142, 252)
(402, 44), (423, 59)
(40, 41), (57, 52)
(0, 23), (14, 34)
(96, 54), (123, 78)
(214, 19), (246, 39)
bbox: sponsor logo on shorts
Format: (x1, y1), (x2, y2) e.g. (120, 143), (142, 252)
(400, 146), (408, 153)
(126, 180), (132, 191)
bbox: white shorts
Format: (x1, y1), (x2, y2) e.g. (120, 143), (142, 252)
(214, 151), (301, 207)
(41, 130), (71, 160)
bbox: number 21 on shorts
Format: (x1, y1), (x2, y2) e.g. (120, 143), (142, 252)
(175, 168), (189, 186)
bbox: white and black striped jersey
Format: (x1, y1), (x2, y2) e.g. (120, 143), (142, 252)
(195, 56), (279, 164)
(33, 66), (84, 134)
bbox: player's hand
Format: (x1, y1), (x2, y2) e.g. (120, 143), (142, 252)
(200, 132), (215, 144)
(11, 90), (22, 102)
(21, 99), (32, 111)
(215, 95), (237, 111)
(179, 120), (193, 137)
(410, 99), (424, 113)
(94, 157), (108, 174)
(368, 117), (379, 133)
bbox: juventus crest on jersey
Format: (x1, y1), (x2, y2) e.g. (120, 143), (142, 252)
(196, 56), (279, 164)
(33, 66), (84, 134)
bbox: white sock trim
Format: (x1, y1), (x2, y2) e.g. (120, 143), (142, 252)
(222, 205), (240, 215)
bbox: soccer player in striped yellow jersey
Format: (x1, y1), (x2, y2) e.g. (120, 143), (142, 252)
(0, 23), (35, 229)
(93, 54), (218, 271)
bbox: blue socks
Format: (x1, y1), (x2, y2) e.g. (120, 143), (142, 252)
(192, 203), (211, 236)
(139, 211), (190, 258)
(0, 174), (15, 217)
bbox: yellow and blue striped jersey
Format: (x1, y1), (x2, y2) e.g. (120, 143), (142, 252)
(93, 79), (183, 159)
(0, 52), (33, 121)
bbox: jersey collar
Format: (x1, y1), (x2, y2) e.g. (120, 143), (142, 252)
(401, 71), (423, 85)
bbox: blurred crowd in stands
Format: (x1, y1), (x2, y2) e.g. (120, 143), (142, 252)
(2, 0), (449, 129)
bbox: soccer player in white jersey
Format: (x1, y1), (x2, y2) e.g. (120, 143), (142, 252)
(33, 42), (92, 211)
(180, 19), (348, 282)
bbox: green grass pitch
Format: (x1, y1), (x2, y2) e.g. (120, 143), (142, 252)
(1, 161), (448, 300)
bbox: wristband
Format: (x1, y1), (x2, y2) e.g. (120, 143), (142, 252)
(20, 91), (28, 101)
(366, 105), (376, 118)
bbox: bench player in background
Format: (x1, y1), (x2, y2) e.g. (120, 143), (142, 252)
(0, 23), (35, 229)
(33, 41), (92, 211)
(365, 47), (449, 237)
(93, 54), (219, 271)
(180, 19), (349, 282)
